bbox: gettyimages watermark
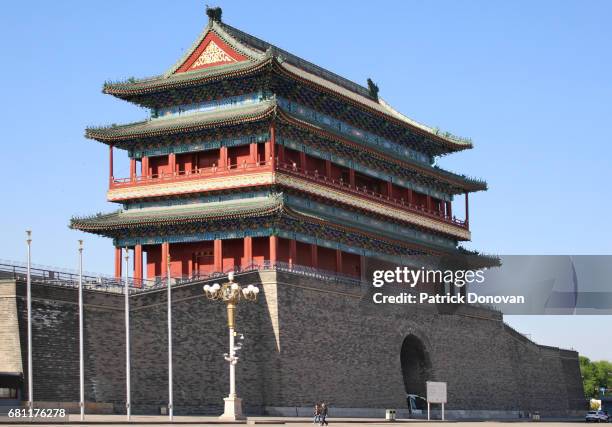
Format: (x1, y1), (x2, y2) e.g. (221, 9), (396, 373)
(362, 255), (612, 315)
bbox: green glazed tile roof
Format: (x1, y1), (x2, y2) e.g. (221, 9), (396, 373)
(101, 20), (472, 150)
(70, 195), (283, 231)
(86, 100), (276, 142)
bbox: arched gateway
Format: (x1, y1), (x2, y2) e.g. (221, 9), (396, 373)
(400, 334), (432, 406)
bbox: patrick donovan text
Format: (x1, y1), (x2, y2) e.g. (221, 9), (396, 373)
(372, 292), (526, 305)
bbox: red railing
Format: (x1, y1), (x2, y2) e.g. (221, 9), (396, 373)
(109, 159), (466, 229)
(277, 161), (467, 229)
(110, 159), (273, 188)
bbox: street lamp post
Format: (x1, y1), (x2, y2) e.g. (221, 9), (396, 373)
(203, 272), (259, 420)
(78, 240), (85, 421)
(124, 248), (131, 421)
(25, 230), (33, 411)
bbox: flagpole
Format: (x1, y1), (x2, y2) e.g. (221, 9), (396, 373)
(124, 248), (131, 421)
(167, 253), (173, 421)
(78, 240), (85, 421)
(26, 230), (33, 411)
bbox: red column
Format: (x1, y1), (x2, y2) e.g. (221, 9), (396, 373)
(426, 195), (433, 212)
(387, 182), (393, 199)
(220, 147), (228, 170)
(311, 244), (318, 269)
(114, 247), (122, 279)
(407, 189), (414, 205)
(244, 237), (253, 268)
(142, 156), (149, 178)
(109, 145), (114, 185)
(134, 244), (143, 286)
(269, 235), (278, 264)
(289, 239), (297, 268)
(299, 152), (307, 171)
(249, 143), (257, 165)
(169, 153), (176, 175)
(446, 201), (452, 218)
(264, 143), (271, 166)
(349, 169), (356, 188)
(270, 122), (276, 168)
(130, 158), (136, 182)
(325, 160), (332, 180)
(336, 250), (343, 274)
(161, 242), (169, 277)
(278, 145), (285, 166)
(214, 239), (223, 272)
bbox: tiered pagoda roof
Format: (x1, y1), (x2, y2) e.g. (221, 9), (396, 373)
(100, 13), (474, 157)
(74, 7), (492, 269)
(70, 194), (459, 258)
(87, 98), (485, 195)
(87, 100), (274, 142)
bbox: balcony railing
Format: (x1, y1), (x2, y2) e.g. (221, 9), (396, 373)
(0, 259), (362, 294)
(276, 161), (467, 228)
(110, 159), (273, 188)
(109, 159), (467, 229)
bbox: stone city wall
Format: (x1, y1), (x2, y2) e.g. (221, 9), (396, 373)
(2, 271), (584, 417)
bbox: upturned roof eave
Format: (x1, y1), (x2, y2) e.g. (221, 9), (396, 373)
(70, 195), (284, 232)
(102, 20), (270, 99)
(102, 57), (271, 99)
(69, 196), (463, 256)
(100, 19), (472, 153)
(85, 100), (276, 144)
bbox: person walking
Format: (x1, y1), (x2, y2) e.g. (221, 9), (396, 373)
(320, 402), (329, 426)
(313, 402), (321, 424)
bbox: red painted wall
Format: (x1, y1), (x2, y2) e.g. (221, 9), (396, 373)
(318, 247), (337, 272)
(329, 163), (349, 182)
(196, 150), (220, 169)
(305, 156), (326, 175)
(277, 238), (291, 264)
(413, 191), (428, 208)
(146, 245), (161, 278)
(253, 237), (270, 265)
(355, 171), (386, 194)
(176, 153), (193, 173)
(256, 143), (266, 163)
(342, 252), (361, 277)
(284, 147), (301, 168)
(296, 241), (311, 267)
(222, 238), (243, 271)
(228, 145), (251, 168)
(431, 197), (442, 213)
(193, 241), (215, 274)
(149, 156), (171, 177)
(144, 239), (362, 279)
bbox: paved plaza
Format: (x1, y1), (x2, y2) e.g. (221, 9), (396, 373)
(0, 414), (588, 426)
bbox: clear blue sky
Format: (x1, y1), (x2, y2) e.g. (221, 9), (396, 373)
(1, 1), (610, 359)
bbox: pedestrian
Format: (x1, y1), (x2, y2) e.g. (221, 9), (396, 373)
(313, 402), (321, 424)
(320, 402), (328, 426)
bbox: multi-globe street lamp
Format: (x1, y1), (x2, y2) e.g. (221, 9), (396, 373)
(203, 272), (259, 420)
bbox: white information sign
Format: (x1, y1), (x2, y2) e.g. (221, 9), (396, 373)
(426, 381), (447, 421)
(426, 381), (447, 403)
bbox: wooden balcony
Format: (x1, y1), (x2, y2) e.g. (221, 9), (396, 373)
(276, 162), (468, 229)
(109, 158), (467, 230)
(110, 159), (273, 189)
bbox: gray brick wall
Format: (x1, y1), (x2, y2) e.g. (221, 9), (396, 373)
(7, 272), (584, 416)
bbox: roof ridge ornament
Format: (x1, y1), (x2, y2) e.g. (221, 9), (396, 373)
(367, 78), (379, 101)
(206, 5), (222, 23)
